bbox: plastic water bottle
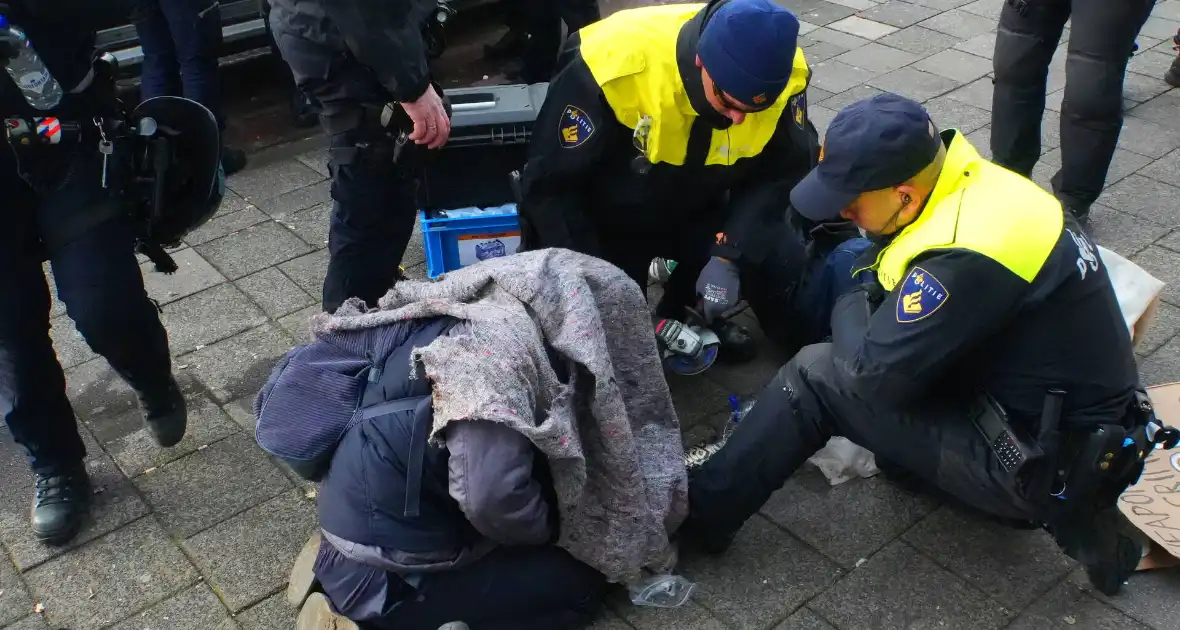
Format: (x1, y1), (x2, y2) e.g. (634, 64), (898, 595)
(0, 15), (63, 111)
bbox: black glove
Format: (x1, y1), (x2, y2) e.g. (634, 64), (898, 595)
(696, 256), (741, 324)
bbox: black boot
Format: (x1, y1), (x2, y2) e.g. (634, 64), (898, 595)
(712, 318), (757, 363)
(1166, 33), (1180, 88)
(1050, 507), (1142, 596)
(137, 375), (188, 448)
(222, 146), (248, 176)
(291, 92), (318, 129)
(31, 464), (92, 546)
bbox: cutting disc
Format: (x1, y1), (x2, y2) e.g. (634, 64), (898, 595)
(663, 327), (721, 376)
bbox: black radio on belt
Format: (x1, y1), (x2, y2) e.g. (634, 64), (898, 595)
(972, 394), (1044, 476)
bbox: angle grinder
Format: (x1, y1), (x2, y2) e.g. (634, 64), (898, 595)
(656, 309), (721, 376)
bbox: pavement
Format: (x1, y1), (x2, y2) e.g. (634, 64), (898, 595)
(4, 1), (1180, 629)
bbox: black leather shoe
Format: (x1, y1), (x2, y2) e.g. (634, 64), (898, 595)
(31, 465), (91, 546)
(222, 146), (248, 176)
(675, 514), (737, 556)
(138, 376), (188, 448)
(1051, 507), (1142, 596)
(712, 318), (757, 364)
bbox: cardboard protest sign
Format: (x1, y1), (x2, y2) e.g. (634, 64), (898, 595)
(1118, 382), (1180, 570)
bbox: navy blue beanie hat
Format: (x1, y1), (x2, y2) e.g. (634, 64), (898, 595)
(697, 0), (801, 109)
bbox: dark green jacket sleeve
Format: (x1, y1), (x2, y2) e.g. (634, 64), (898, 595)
(830, 249), (1027, 410)
(712, 88), (820, 264)
(519, 53), (617, 257)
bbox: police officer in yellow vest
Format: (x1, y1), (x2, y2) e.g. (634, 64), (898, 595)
(681, 93), (1174, 597)
(518, 0), (864, 361)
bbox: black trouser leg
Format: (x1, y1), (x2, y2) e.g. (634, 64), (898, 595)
(1050, 0), (1154, 211)
(991, 0), (1071, 177)
(688, 344), (1041, 538)
(323, 130), (420, 313)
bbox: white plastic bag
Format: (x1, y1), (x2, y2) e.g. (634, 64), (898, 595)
(1098, 245), (1165, 348)
(808, 437), (879, 486)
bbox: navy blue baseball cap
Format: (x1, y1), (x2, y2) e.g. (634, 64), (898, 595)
(790, 93), (942, 221)
(698, 0), (800, 109)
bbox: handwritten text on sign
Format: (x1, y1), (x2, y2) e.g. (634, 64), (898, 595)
(1118, 448), (1180, 552)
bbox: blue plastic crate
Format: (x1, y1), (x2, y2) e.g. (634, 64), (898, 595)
(419, 205), (522, 278)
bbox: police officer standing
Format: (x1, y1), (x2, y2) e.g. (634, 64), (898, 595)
(990, 0), (1155, 222)
(268, 0), (452, 314)
(682, 93), (1164, 596)
(519, 0), (849, 361)
(0, 0), (188, 546)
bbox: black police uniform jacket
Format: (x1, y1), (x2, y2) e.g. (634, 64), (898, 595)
(833, 129), (1140, 427)
(519, 1), (820, 267)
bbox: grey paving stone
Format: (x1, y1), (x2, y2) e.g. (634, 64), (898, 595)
(806, 26), (873, 51)
(1136, 301), (1180, 357)
(280, 201), (331, 249)
(227, 159), (326, 203)
(583, 609), (632, 630)
(902, 504), (1075, 609)
(1128, 52), (1175, 85)
(918, 8), (995, 39)
(810, 541), (1012, 629)
(957, 0), (1001, 19)
(254, 180), (332, 219)
(703, 317), (789, 398)
(819, 84), (885, 112)
(277, 305), (320, 343)
(1103, 175), (1180, 228)
(0, 555), (32, 626)
(1132, 246), (1180, 306)
(965, 124), (992, 159)
(805, 86), (836, 103)
(1156, 228), (1180, 253)
(913, 49), (992, 83)
(775, 607), (837, 630)
(809, 105), (840, 135)
(945, 77), (996, 110)
(107, 396), (240, 477)
(794, 0), (857, 26)
(922, 95), (991, 134)
(278, 249), (330, 297)
(905, 0), (973, 8)
(827, 15), (898, 40)
(140, 248), (227, 306)
(196, 221), (314, 280)
(160, 283), (269, 355)
(1137, 147), (1180, 187)
(222, 397), (257, 433)
(176, 323), (297, 403)
(833, 42), (920, 74)
(610, 593), (727, 630)
(760, 468), (939, 569)
(294, 147), (330, 177)
(0, 616), (48, 630)
(1139, 331), (1180, 387)
(235, 267), (317, 319)
(855, 1), (939, 28)
(800, 38), (853, 63)
(109, 583), (237, 630)
(183, 206), (270, 247)
(955, 31), (996, 59)
(1117, 115), (1180, 159)
(1068, 565), (1180, 630)
(403, 261), (429, 281)
(22, 517), (199, 630)
(0, 427), (150, 571)
(1123, 71), (1176, 106)
(49, 314), (95, 370)
(64, 357), (138, 419)
(810, 60), (879, 95)
(234, 592), (297, 630)
(43, 263), (66, 319)
(666, 371), (733, 433)
(1082, 205), (1172, 260)
(826, 0), (877, 9)
(1153, 0), (1180, 21)
(879, 25), (962, 58)
(1140, 15), (1180, 41)
(1009, 581), (1151, 630)
(1129, 91), (1180, 131)
(184, 490), (318, 612)
(216, 191), (255, 217)
(679, 516), (841, 628)
(1040, 148), (1153, 190)
(135, 433), (291, 538)
(868, 66), (962, 102)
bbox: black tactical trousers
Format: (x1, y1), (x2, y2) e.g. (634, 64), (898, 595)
(991, 0), (1154, 212)
(687, 344), (1045, 538)
(272, 29), (420, 313)
(0, 152), (172, 475)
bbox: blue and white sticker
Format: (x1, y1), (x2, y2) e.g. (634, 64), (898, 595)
(896, 266), (949, 324)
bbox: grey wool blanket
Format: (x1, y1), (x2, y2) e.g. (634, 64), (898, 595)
(309, 248), (689, 584)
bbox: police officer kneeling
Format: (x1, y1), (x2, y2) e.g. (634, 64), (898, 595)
(519, 0), (831, 361)
(682, 93), (1168, 596)
(0, 1), (226, 547)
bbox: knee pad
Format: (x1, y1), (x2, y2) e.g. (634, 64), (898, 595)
(1061, 54), (1125, 123)
(992, 29), (1054, 85)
